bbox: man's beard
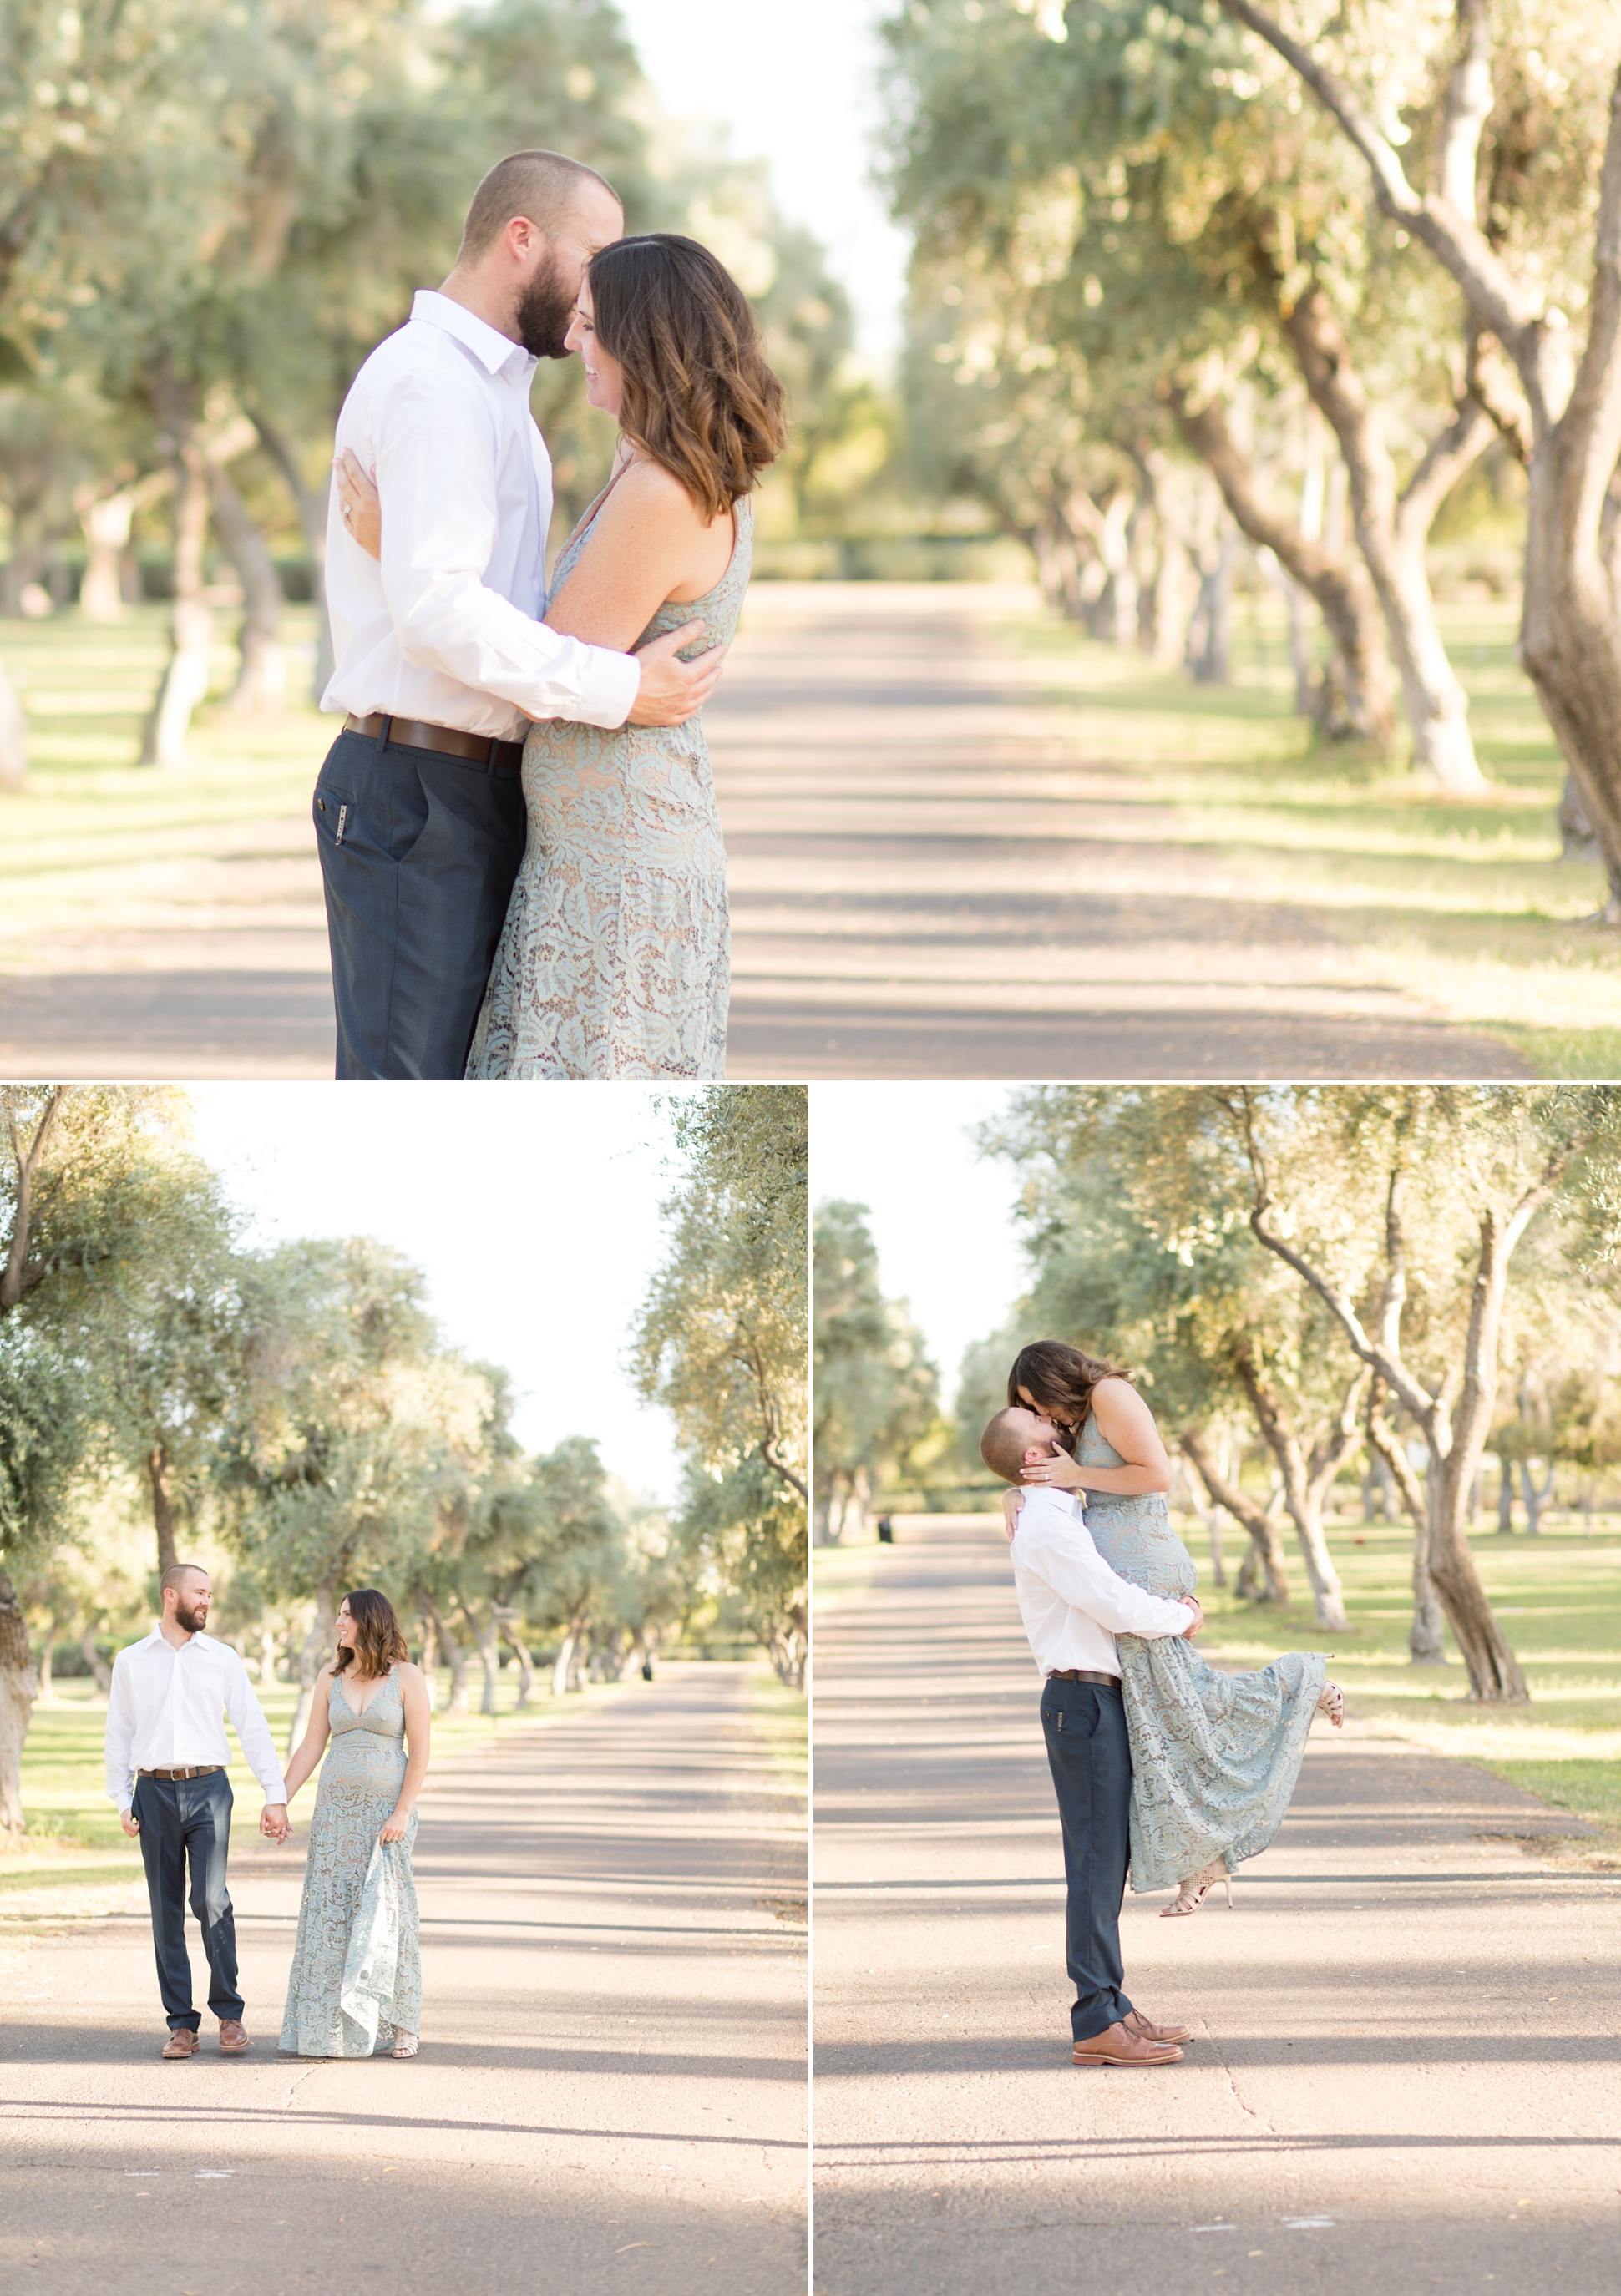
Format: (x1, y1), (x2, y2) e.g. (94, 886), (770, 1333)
(175, 1598), (207, 1634)
(514, 255), (578, 360)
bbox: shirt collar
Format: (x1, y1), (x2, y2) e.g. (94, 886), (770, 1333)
(412, 288), (534, 377)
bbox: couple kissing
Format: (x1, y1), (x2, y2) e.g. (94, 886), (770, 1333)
(317, 148), (787, 1080)
(984, 1340), (1342, 2068)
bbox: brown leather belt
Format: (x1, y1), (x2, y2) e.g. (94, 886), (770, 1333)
(1046, 1669), (1119, 1687)
(138, 1764), (224, 1780)
(345, 712), (524, 772)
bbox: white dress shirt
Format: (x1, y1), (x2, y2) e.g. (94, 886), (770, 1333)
(104, 1628), (287, 1812)
(1010, 1487), (1196, 1677)
(322, 289), (641, 739)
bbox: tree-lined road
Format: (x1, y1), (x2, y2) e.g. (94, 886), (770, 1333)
(813, 1520), (1618, 2296)
(0, 584), (1526, 1080)
(0, 1663), (807, 2296)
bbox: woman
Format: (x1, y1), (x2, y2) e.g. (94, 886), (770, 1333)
(1004, 1339), (1341, 1916)
(337, 232), (786, 1079)
(278, 1589), (429, 2057)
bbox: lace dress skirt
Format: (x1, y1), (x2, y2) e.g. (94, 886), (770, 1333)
(1077, 1426), (1325, 1892)
(278, 1673), (421, 2056)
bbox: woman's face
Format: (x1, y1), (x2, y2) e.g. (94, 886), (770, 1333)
(335, 1598), (357, 1650)
(566, 279), (624, 417)
(1018, 1383), (1073, 1429)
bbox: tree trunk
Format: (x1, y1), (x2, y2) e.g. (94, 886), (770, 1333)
(0, 655), (27, 789)
(206, 458), (285, 713)
(419, 1591), (467, 1714)
(75, 471), (170, 623)
(139, 373), (214, 768)
(1272, 271), (1492, 789)
(251, 409), (334, 705)
(35, 1636), (55, 1703)
(146, 1441), (178, 1576)
(1235, 1363), (1354, 1631)
(0, 1570), (38, 1834)
(498, 1614), (537, 1708)
(1366, 1386), (1447, 1664)
(256, 1625), (278, 1691)
(1215, 3), (1621, 911)
(1519, 1458), (1556, 1535)
(1180, 1429), (1290, 1601)
(286, 1589), (336, 1754)
(1496, 1454), (1515, 1533)
(79, 1626), (113, 1695)
(1170, 383), (1394, 741)
(551, 1627), (580, 1697)
(461, 1601), (501, 1716)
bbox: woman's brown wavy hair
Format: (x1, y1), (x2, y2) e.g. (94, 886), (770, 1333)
(334, 1587), (409, 1679)
(586, 233), (788, 519)
(1006, 1339), (1132, 1453)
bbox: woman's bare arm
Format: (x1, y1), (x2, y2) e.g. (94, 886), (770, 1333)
(281, 1666), (335, 1803)
(1021, 1378), (1174, 1495)
(543, 459), (733, 648)
(381, 1662), (431, 1843)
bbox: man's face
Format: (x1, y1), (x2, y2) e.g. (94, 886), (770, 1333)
(170, 1573), (210, 1633)
(1006, 1406), (1062, 1459)
(515, 185), (624, 360)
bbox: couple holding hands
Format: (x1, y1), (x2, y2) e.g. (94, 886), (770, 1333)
(985, 1340), (1343, 2068)
(104, 1570), (428, 2061)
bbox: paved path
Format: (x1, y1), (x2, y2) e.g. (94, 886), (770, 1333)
(1, 585), (1524, 1080)
(812, 1520), (1618, 2296)
(0, 1663), (807, 2296)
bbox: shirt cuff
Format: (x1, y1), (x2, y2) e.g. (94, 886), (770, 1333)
(575, 643), (641, 730)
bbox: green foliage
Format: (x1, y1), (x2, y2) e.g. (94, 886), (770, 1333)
(813, 1199), (940, 1540)
(634, 1086), (809, 1682)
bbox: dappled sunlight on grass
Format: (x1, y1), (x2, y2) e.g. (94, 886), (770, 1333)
(1000, 596), (1619, 1070)
(1183, 1516), (1621, 1836)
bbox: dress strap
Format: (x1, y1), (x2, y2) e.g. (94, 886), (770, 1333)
(556, 453), (639, 561)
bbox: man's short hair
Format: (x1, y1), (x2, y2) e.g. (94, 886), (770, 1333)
(459, 150), (621, 260)
(981, 1408), (1041, 1486)
(160, 1562), (208, 1595)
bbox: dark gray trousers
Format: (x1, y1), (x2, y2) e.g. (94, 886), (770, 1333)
(131, 1770), (241, 2032)
(314, 726), (527, 1079)
(1040, 1676), (1136, 2043)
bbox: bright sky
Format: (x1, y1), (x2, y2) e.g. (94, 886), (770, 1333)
(812, 1085), (1032, 1408)
(614, 0), (910, 363)
(187, 1085), (700, 1505)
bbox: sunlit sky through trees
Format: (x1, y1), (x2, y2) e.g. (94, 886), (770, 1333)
(813, 1086), (1030, 1408)
(188, 1085), (693, 1505)
(613, 0), (908, 364)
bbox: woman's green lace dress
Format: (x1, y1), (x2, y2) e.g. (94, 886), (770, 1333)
(465, 483), (752, 1080)
(1076, 1417), (1325, 1891)
(279, 1668), (421, 2056)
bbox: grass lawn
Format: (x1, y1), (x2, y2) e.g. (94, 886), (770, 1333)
(1000, 594), (1620, 1076)
(750, 1670), (809, 1803)
(1184, 1514), (1621, 1849)
(0, 604), (330, 961)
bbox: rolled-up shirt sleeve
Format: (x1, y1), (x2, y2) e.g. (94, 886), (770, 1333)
(224, 1656), (288, 1805)
(1036, 1519), (1196, 1640)
(104, 1651), (137, 1811)
(376, 374), (640, 731)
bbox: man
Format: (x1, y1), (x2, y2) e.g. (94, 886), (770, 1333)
(105, 1564), (290, 2059)
(982, 1404), (1203, 2069)
(317, 148), (725, 1079)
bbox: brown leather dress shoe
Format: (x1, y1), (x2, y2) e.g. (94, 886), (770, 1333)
(1072, 2020), (1183, 2067)
(218, 2019), (250, 2054)
(162, 2029), (200, 2059)
(1124, 2009), (1193, 2045)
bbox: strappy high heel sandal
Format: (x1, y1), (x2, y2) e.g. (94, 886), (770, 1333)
(391, 2034), (418, 2059)
(1161, 1858), (1234, 1918)
(1316, 1681), (1345, 1729)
